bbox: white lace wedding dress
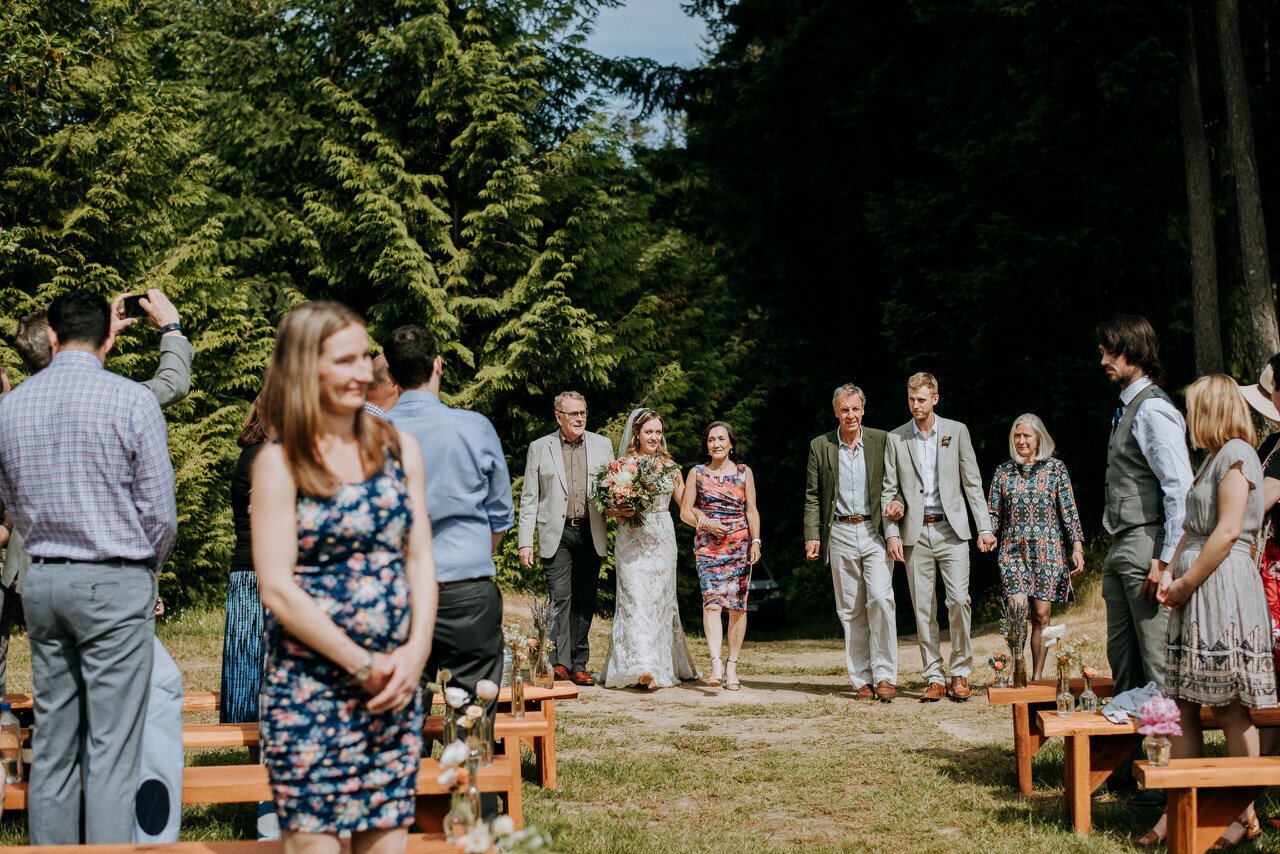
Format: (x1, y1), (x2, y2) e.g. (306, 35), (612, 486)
(602, 475), (698, 688)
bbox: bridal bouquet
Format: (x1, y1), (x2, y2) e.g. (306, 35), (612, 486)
(591, 456), (678, 527)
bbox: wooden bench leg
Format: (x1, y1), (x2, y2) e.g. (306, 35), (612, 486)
(1166, 786), (1263, 854)
(539, 699), (557, 790)
(503, 740), (524, 829)
(1063, 734), (1092, 834)
(415, 794), (448, 838)
(1013, 702), (1049, 795)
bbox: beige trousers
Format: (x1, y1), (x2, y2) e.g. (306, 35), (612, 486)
(829, 520), (897, 687)
(904, 518), (971, 684)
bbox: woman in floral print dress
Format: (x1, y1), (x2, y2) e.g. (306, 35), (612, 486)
(987, 414), (1085, 680)
(252, 302), (438, 853)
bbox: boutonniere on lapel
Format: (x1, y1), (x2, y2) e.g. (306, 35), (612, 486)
(941, 435), (952, 448)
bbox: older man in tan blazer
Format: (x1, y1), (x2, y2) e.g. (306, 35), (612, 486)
(804, 383), (897, 701)
(518, 392), (614, 686)
(882, 372), (995, 701)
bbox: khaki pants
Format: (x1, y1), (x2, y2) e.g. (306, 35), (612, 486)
(904, 518), (971, 684)
(829, 520), (897, 687)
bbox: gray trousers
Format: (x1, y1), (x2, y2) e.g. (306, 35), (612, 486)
(23, 561), (156, 844)
(545, 525), (601, 672)
(829, 520), (897, 686)
(1103, 524), (1169, 694)
(903, 518), (972, 683)
(135, 639), (183, 843)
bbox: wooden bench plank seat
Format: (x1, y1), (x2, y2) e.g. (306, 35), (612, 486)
(1036, 707), (1280, 836)
(0, 839), (462, 854)
(422, 712), (556, 789)
(4, 692), (221, 714)
(1, 755), (523, 831)
(986, 677), (1115, 795)
(1134, 757), (1280, 854)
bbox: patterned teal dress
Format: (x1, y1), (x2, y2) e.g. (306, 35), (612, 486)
(261, 451), (423, 834)
(987, 457), (1084, 603)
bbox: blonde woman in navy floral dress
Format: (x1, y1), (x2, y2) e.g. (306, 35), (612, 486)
(252, 302), (438, 854)
(987, 414), (1085, 679)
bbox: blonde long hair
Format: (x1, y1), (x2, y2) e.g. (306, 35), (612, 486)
(1186, 373), (1256, 451)
(626, 408), (675, 464)
(259, 301), (399, 497)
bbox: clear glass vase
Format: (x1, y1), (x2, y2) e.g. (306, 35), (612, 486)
(442, 705), (459, 745)
(532, 642), (555, 689)
(1145, 735), (1172, 766)
(1055, 665), (1074, 716)
(442, 755), (482, 842)
(510, 667), (526, 720)
(1009, 639), (1028, 688)
(1077, 674), (1098, 714)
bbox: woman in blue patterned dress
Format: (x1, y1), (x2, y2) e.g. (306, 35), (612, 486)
(987, 414), (1085, 679)
(252, 302), (438, 854)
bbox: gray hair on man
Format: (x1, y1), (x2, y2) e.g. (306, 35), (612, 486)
(554, 390), (586, 413)
(15, 308), (52, 372)
(1008, 413), (1056, 461)
(831, 383), (866, 407)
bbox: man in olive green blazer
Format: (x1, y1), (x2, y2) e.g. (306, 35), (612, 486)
(804, 384), (897, 701)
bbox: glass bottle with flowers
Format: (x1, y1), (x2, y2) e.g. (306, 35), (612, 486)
(1000, 599), (1030, 688)
(530, 597), (557, 689)
(1078, 666), (1099, 713)
(1044, 626), (1072, 715)
(987, 652), (1011, 688)
(503, 623), (529, 719)
(438, 740), (480, 842)
(474, 679), (501, 766)
(1137, 695), (1182, 765)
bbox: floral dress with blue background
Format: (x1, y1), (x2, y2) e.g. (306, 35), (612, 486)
(987, 457), (1084, 603)
(261, 451), (424, 834)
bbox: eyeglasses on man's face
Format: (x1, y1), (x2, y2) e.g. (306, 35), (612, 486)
(557, 409), (587, 420)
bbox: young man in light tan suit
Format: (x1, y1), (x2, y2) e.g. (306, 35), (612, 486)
(882, 372), (995, 701)
(517, 392), (614, 686)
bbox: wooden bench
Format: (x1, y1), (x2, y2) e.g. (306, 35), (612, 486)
(987, 677), (1114, 795)
(1037, 706), (1280, 835)
(1134, 756), (1280, 854)
(0, 839), (462, 854)
(2, 755), (522, 831)
(5, 691), (221, 713)
(423, 712), (556, 788)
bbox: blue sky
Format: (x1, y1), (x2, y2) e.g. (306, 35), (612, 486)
(584, 0), (710, 67)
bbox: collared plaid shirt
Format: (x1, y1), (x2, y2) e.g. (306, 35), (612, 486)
(0, 350), (177, 570)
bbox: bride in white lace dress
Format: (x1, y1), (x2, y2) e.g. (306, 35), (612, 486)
(602, 408), (699, 689)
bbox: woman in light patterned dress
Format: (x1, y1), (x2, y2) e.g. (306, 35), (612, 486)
(986, 414), (1084, 679)
(1140, 374), (1276, 848)
(252, 301), (438, 854)
(680, 421), (761, 690)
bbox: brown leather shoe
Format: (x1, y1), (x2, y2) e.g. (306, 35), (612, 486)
(875, 680), (897, 702)
(920, 682), (946, 702)
(950, 676), (971, 701)
(553, 664), (571, 682)
(854, 684), (874, 700)
(569, 670), (597, 686)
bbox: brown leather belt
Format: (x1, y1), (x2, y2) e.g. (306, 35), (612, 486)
(565, 517), (586, 527)
(923, 514), (946, 523)
(833, 515), (870, 524)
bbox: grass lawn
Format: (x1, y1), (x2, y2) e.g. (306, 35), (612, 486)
(2, 579), (1279, 852)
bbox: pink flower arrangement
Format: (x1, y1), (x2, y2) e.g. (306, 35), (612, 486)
(1137, 695), (1183, 736)
(591, 454), (677, 526)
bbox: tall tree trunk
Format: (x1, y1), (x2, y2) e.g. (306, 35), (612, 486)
(1180, 1), (1223, 374)
(1217, 0), (1280, 369)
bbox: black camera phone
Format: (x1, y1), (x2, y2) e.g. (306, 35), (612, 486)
(122, 294), (147, 319)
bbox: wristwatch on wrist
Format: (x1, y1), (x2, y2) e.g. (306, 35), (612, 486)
(158, 322), (183, 335)
(352, 650), (373, 682)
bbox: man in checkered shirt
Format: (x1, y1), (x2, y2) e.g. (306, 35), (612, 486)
(0, 290), (177, 844)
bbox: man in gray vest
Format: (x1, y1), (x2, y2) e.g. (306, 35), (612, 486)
(1098, 315), (1193, 697)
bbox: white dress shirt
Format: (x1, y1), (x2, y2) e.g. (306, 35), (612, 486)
(913, 422), (944, 514)
(1119, 376), (1194, 564)
(836, 432), (870, 517)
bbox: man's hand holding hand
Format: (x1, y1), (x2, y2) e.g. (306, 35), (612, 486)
(1141, 559), (1167, 602)
(804, 540), (821, 561)
(977, 532), (997, 553)
(884, 501), (905, 521)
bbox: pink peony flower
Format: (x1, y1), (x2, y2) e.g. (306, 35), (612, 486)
(1137, 695), (1183, 736)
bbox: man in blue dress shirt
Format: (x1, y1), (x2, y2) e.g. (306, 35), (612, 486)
(382, 324), (514, 729)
